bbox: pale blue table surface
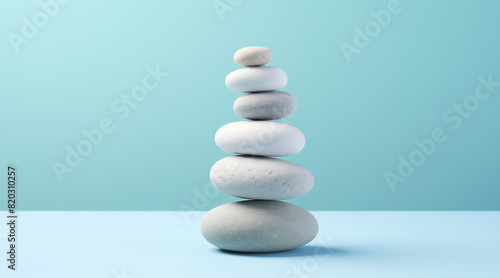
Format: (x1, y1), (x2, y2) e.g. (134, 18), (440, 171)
(0, 211), (499, 278)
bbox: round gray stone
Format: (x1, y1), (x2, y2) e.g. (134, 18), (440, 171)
(225, 66), (287, 93)
(234, 46), (272, 67)
(233, 91), (297, 120)
(215, 121), (305, 157)
(201, 200), (318, 252)
(210, 155), (313, 200)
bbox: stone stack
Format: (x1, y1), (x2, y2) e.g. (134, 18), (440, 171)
(201, 46), (318, 253)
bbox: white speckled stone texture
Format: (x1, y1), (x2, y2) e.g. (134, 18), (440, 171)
(233, 91), (297, 120)
(210, 155), (313, 200)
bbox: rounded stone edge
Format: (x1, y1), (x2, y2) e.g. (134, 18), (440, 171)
(224, 66), (288, 93)
(233, 91), (297, 120)
(200, 200), (319, 253)
(234, 46), (272, 67)
(209, 155), (314, 200)
(214, 121), (306, 157)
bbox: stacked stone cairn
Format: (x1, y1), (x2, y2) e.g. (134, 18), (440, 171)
(201, 46), (318, 253)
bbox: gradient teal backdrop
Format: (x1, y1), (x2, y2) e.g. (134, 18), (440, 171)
(1, 0), (499, 211)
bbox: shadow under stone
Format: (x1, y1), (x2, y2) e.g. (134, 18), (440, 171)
(215, 245), (356, 258)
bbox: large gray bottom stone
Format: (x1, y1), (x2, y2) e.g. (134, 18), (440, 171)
(201, 200), (318, 252)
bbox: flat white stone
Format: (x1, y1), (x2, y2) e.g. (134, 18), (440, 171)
(200, 200), (318, 252)
(234, 46), (272, 67)
(215, 121), (305, 156)
(233, 91), (297, 120)
(210, 155), (313, 200)
(225, 66), (287, 93)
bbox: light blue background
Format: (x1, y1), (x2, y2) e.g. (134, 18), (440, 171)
(1, 0), (499, 210)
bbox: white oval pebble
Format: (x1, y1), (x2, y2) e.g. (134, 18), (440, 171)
(201, 200), (318, 252)
(233, 91), (297, 120)
(215, 121), (305, 156)
(234, 46), (272, 67)
(210, 155), (313, 200)
(225, 66), (287, 93)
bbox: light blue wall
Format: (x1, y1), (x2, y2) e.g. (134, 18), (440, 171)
(1, 0), (499, 210)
